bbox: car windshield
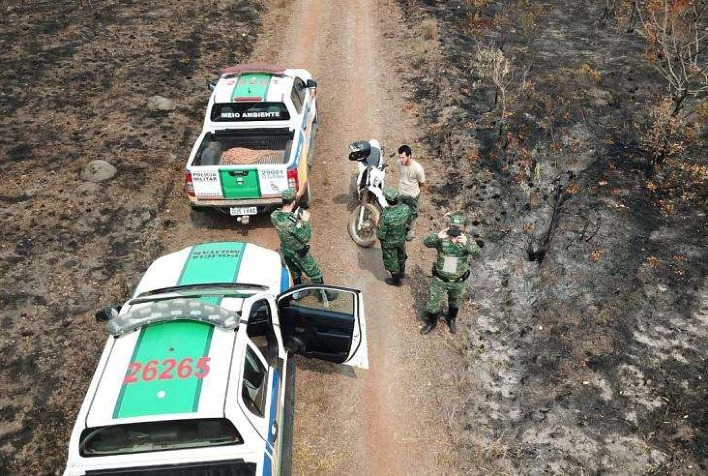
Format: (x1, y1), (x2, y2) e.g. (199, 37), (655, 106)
(79, 418), (242, 457)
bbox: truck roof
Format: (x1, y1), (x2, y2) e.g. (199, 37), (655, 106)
(84, 242), (289, 428)
(212, 68), (296, 105)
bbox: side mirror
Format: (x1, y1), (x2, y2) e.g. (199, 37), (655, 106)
(306, 79), (317, 88)
(96, 305), (122, 322)
(208, 80), (218, 91)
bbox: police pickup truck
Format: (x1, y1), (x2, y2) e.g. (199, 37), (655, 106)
(185, 64), (318, 223)
(64, 241), (367, 476)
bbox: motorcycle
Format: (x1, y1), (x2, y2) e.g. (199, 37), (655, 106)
(347, 139), (388, 247)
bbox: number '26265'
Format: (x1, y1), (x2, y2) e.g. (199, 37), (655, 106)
(123, 357), (211, 384)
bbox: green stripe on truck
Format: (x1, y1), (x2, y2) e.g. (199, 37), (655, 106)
(113, 242), (246, 418)
(113, 321), (214, 418)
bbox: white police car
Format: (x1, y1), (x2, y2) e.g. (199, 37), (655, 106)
(64, 241), (367, 475)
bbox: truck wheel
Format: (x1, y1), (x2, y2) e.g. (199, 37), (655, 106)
(307, 121), (317, 168)
(348, 203), (379, 247)
(280, 356), (296, 476)
(190, 206), (216, 228)
(299, 182), (311, 207)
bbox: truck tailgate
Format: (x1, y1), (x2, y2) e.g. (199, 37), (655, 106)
(220, 169), (260, 199)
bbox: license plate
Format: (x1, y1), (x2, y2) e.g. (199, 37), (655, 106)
(229, 206), (257, 216)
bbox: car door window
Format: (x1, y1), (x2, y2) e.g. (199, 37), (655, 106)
(290, 85), (303, 114)
(294, 77), (307, 105)
(242, 346), (267, 417)
(246, 299), (279, 366)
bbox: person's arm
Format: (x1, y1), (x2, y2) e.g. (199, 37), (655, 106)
(292, 220), (312, 244)
(376, 212), (389, 240)
(423, 232), (442, 248)
(417, 163), (427, 188)
(466, 236), (482, 258)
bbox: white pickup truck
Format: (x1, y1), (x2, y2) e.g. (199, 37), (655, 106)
(64, 241), (367, 476)
(185, 64), (318, 223)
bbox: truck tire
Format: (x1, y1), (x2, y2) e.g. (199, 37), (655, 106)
(299, 182), (311, 208)
(307, 120), (317, 168)
(279, 356), (296, 476)
(190, 206), (217, 228)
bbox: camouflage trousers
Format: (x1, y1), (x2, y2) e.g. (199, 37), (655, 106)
(426, 276), (465, 314)
(381, 242), (407, 274)
(283, 249), (323, 282)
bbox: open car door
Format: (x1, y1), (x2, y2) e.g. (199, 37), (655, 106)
(276, 285), (368, 369)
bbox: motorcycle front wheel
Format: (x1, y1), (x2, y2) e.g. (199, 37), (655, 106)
(348, 203), (380, 248)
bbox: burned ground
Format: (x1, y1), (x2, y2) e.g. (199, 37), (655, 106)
(399, 0), (706, 473)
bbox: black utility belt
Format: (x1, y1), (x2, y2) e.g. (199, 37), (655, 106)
(432, 267), (470, 283)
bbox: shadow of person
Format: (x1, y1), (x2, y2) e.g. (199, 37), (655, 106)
(356, 245), (388, 282)
(407, 263), (430, 324)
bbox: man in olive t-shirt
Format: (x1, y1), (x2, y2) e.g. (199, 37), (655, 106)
(397, 144), (426, 241)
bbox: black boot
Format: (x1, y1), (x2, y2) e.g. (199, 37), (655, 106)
(446, 307), (459, 334)
(313, 277), (338, 302)
(385, 273), (402, 286)
(420, 312), (439, 335)
(400, 263), (406, 279)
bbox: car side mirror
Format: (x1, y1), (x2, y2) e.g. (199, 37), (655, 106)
(95, 305), (122, 322)
(306, 79), (317, 88)
(208, 80), (218, 91)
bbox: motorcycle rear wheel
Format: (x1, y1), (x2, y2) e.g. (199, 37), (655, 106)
(348, 203), (380, 248)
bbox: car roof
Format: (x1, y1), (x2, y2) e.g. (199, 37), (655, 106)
(84, 242), (288, 428)
(211, 68), (299, 105)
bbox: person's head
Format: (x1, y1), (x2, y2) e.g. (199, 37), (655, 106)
(398, 144), (412, 165)
(383, 187), (400, 204)
(281, 188), (297, 208)
(447, 212), (467, 236)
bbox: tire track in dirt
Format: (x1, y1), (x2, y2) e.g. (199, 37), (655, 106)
(160, 1), (462, 474)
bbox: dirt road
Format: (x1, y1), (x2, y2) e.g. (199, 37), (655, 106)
(160, 0), (461, 474)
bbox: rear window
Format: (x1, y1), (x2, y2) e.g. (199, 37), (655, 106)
(211, 102), (290, 122)
(79, 418), (242, 457)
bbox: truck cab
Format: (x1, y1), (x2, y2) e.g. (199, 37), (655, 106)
(185, 64), (318, 223)
(64, 242), (367, 475)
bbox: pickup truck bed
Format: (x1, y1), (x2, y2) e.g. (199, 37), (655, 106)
(195, 129), (293, 166)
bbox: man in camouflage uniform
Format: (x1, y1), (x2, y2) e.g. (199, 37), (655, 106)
(420, 212), (481, 334)
(376, 188), (412, 286)
(271, 189), (336, 300)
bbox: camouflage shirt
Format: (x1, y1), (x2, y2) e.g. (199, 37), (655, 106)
(423, 232), (481, 279)
(271, 209), (311, 253)
(376, 203), (412, 246)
